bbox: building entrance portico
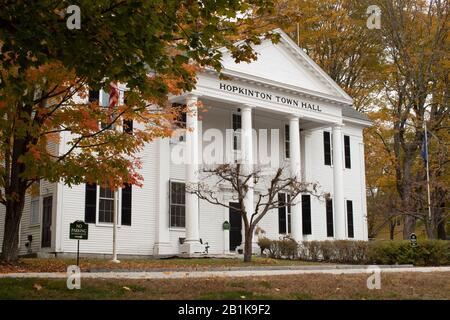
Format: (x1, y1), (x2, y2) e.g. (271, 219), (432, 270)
(160, 29), (372, 255)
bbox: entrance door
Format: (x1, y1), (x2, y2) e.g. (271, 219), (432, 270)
(41, 196), (52, 248)
(229, 202), (242, 251)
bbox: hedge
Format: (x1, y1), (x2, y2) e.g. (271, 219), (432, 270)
(257, 237), (450, 266)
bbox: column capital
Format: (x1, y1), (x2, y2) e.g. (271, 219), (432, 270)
(240, 103), (255, 111)
(287, 114), (301, 121)
(332, 122), (344, 129)
(185, 93), (198, 104)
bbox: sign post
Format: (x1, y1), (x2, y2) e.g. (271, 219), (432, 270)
(69, 221), (89, 266)
(409, 233), (418, 247)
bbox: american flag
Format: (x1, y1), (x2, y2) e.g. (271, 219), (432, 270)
(108, 81), (119, 123)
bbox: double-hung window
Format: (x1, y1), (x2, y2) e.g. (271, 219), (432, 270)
(170, 181), (186, 228)
(30, 198), (40, 226)
(84, 183), (132, 225)
(99, 186), (114, 223)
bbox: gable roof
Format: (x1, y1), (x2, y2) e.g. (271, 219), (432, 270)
(215, 29), (370, 124)
(219, 28), (354, 104)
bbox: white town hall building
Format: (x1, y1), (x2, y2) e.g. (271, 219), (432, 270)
(0, 29), (371, 257)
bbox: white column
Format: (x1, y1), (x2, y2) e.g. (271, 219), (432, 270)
(180, 94), (203, 254)
(332, 124), (346, 239)
(153, 138), (172, 255)
(241, 105), (254, 246)
(289, 115), (303, 242)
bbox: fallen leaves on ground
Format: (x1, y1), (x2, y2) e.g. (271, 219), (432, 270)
(32, 283), (42, 291)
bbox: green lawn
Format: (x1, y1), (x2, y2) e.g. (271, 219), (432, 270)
(0, 272), (449, 300)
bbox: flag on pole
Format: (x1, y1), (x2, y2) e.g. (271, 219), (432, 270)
(108, 81), (119, 123)
(420, 127), (429, 165)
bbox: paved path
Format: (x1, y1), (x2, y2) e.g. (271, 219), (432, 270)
(1, 266), (449, 279)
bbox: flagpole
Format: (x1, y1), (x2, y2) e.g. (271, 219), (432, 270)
(109, 81), (120, 264)
(424, 121), (432, 221)
(111, 190), (120, 263)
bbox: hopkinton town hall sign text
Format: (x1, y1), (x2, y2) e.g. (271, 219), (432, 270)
(219, 83), (322, 112)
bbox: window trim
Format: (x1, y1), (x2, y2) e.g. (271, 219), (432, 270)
(85, 184), (131, 227)
(30, 197), (41, 227)
(97, 186), (116, 225)
(169, 180), (186, 229)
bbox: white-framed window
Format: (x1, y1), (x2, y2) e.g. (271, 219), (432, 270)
(85, 183), (131, 226)
(98, 186), (115, 223)
(232, 113), (241, 151)
(169, 181), (185, 228)
(30, 198), (40, 226)
(100, 88), (116, 130)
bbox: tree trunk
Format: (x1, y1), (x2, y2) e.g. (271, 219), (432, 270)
(401, 172), (416, 239)
(437, 219), (447, 240)
(389, 220), (395, 240)
(1, 196), (26, 262)
(425, 219), (436, 239)
(243, 226), (254, 263)
(403, 215), (416, 239)
(396, 145), (417, 239)
(436, 201), (447, 240)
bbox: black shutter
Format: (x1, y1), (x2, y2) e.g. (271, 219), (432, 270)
(285, 125), (290, 158)
(121, 184), (132, 226)
(302, 195), (312, 235)
(88, 90), (99, 103)
(123, 120), (133, 134)
(278, 193), (287, 234)
(326, 198), (334, 237)
(347, 200), (354, 238)
(287, 194), (291, 234)
(344, 135), (351, 169)
(323, 131), (331, 165)
(85, 183), (97, 223)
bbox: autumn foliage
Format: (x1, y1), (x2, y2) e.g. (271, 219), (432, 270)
(0, 0), (278, 262)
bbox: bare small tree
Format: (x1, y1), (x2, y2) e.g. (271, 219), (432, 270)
(187, 163), (319, 262)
